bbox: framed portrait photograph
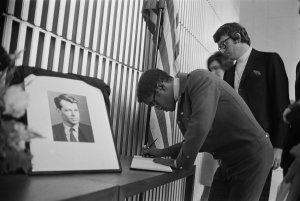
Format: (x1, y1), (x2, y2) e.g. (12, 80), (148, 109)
(25, 75), (121, 173)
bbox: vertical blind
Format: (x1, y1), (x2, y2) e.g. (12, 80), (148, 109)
(0, 0), (240, 200)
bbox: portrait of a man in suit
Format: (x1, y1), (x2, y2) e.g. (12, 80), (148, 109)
(52, 93), (94, 143)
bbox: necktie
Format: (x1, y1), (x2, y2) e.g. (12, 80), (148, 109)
(69, 128), (77, 142)
(234, 62), (243, 93)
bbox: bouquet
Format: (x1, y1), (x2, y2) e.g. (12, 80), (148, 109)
(0, 46), (41, 174)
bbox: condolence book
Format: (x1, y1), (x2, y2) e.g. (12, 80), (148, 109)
(130, 156), (173, 172)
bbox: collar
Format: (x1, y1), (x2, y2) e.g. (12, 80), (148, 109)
(63, 123), (79, 132)
(237, 47), (252, 64)
(173, 78), (180, 101)
(175, 72), (188, 98)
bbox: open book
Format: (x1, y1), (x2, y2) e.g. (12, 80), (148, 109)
(130, 155), (173, 172)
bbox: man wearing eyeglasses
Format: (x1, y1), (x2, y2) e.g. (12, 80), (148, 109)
(213, 22), (290, 201)
(138, 68), (273, 201)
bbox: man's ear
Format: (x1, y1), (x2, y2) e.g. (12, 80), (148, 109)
(232, 32), (241, 43)
(156, 82), (166, 91)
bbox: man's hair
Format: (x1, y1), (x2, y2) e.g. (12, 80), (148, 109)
(137, 69), (173, 102)
(54, 94), (78, 110)
(207, 51), (234, 71)
(213, 22), (251, 46)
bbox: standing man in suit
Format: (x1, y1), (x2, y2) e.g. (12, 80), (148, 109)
(52, 94), (94, 143)
(139, 68), (273, 201)
(213, 22), (290, 201)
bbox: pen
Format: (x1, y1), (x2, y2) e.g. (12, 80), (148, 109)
(147, 138), (158, 149)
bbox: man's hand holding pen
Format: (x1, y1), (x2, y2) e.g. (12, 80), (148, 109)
(142, 138), (177, 169)
(142, 138), (160, 158)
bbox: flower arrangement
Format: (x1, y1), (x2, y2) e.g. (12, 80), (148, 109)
(0, 46), (41, 174)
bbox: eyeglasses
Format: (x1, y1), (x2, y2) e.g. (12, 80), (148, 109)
(149, 90), (162, 110)
(218, 37), (231, 51)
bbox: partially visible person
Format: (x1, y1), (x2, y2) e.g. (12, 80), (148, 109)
(52, 94), (94, 143)
(281, 61), (300, 176)
(277, 3), (300, 200)
(213, 22), (290, 201)
(283, 143), (300, 201)
(139, 68), (273, 201)
(199, 51), (233, 201)
(276, 143), (300, 201)
(206, 51), (233, 79)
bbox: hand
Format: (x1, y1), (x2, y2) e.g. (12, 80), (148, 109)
(142, 147), (164, 158)
(272, 148), (282, 170)
(153, 158), (177, 169)
(283, 107), (291, 124)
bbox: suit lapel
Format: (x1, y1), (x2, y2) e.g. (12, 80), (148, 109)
(78, 124), (86, 142)
(59, 124), (68, 141)
(239, 49), (257, 87)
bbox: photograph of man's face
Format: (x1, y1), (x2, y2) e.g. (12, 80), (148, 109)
(58, 99), (80, 127)
(48, 91), (94, 143)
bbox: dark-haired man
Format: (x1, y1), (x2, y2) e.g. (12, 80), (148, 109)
(52, 94), (94, 143)
(213, 22), (290, 201)
(138, 68), (273, 201)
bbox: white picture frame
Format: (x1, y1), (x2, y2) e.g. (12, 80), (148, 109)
(25, 75), (121, 173)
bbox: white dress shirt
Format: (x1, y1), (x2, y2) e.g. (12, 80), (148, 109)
(63, 124), (79, 141)
(234, 47), (252, 92)
(174, 77), (180, 101)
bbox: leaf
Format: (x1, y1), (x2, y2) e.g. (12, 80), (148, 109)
(0, 148), (32, 174)
(5, 50), (23, 86)
(1, 120), (43, 152)
(5, 65), (16, 86)
(0, 68), (8, 91)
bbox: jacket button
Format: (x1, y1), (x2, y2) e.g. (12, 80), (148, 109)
(181, 112), (183, 115)
(179, 166), (183, 169)
(178, 121), (181, 124)
(186, 155), (190, 159)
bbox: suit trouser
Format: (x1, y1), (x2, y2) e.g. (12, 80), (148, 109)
(208, 137), (273, 201)
(259, 169), (272, 201)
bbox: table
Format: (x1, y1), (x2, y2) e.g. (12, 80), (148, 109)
(0, 156), (195, 201)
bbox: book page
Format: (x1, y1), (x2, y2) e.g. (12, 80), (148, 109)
(130, 156), (172, 172)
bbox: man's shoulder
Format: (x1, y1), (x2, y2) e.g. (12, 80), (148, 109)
(252, 48), (281, 59)
(79, 123), (92, 130)
(184, 69), (221, 90)
(190, 69), (210, 74)
(177, 69), (209, 77)
(189, 69), (217, 80)
(185, 69), (211, 80)
(52, 123), (63, 129)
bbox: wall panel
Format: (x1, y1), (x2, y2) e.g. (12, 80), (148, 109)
(0, 0), (240, 200)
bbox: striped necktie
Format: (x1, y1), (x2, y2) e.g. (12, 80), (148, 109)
(69, 128), (77, 142)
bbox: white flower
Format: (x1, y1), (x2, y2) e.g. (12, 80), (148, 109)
(3, 84), (29, 118)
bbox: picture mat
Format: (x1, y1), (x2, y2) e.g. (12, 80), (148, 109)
(25, 75), (120, 172)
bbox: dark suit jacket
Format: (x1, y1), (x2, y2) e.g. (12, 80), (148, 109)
(296, 61), (300, 101)
(161, 70), (272, 170)
(223, 49), (290, 149)
(52, 123), (94, 142)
